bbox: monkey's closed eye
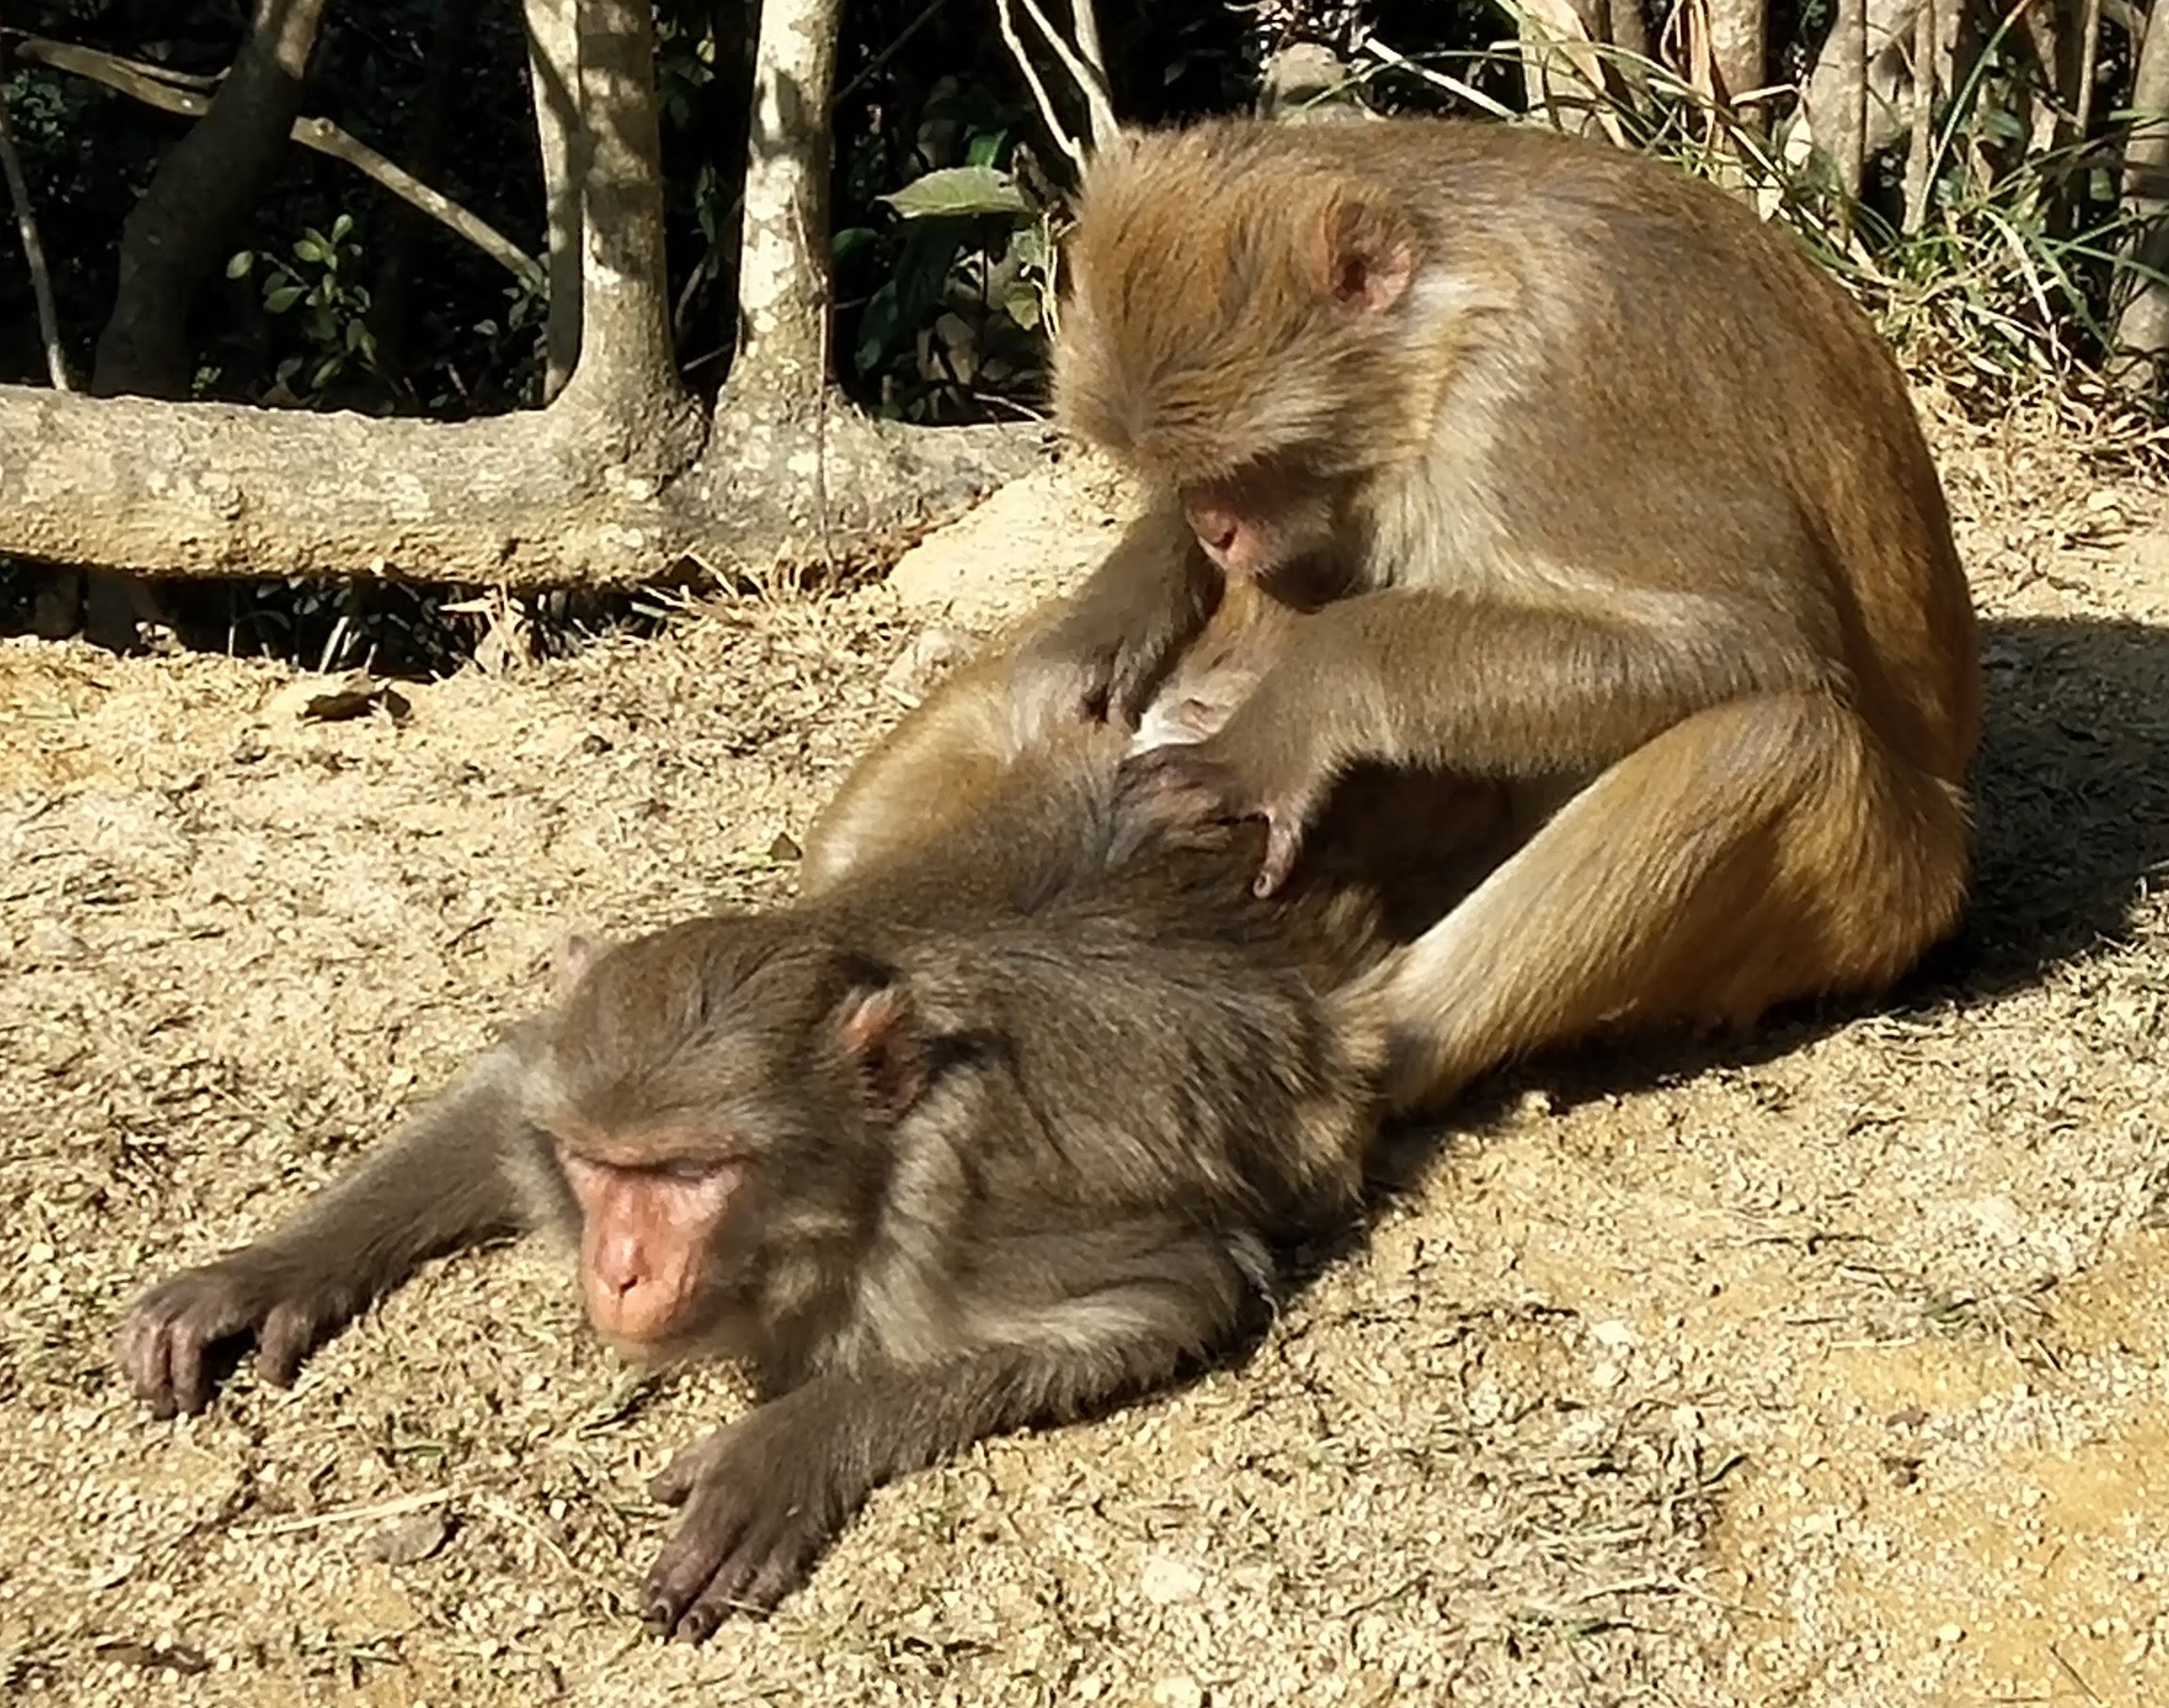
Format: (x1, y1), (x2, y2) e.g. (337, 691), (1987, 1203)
(653, 1157), (733, 1185)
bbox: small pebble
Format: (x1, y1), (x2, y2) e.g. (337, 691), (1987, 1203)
(1140, 1554), (1202, 1604)
(26, 922), (87, 963)
(366, 1509), (449, 1566)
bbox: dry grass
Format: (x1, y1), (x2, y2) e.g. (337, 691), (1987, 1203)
(1, 399), (2166, 1707)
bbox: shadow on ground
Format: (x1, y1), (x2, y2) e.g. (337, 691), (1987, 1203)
(1376, 613), (2169, 1176)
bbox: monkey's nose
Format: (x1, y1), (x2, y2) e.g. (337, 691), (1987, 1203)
(1185, 504), (1240, 555)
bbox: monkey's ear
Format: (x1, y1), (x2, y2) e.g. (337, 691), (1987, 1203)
(1308, 190), (1417, 313)
(834, 982), (928, 1125)
(550, 931), (608, 1003)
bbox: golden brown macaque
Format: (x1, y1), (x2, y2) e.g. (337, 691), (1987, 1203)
(122, 647), (1487, 1637)
(1028, 115), (1982, 1117)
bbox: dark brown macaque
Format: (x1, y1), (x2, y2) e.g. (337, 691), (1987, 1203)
(1021, 114), (1981, 1117)
(117, 623), (1512, 1637)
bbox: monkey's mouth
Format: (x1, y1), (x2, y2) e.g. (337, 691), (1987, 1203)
(591, 1297), (760, 1373)
(594, 1327), (718, 1369)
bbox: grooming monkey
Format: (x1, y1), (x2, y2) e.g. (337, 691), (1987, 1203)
(1018, 114), (1981, 1116)
(116, 622), (1506, 1638)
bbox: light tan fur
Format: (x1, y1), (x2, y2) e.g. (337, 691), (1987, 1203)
(1025, 115), (1981, 1116)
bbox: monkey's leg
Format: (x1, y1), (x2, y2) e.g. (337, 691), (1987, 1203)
(116, 1028), (542, 1417)
(642, 1222), (1264, 1637)
(1344, 692), (1973, 1117)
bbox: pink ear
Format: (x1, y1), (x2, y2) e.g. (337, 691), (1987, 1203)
(1310, 192), (1416, 313)
(836, 983), (927, 1124)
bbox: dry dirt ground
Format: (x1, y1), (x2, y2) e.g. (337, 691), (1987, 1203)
(3, 398), (2167, 1708)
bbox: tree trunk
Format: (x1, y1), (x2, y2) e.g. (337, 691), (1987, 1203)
(728, 0), (842, 412)
(1515, 0), (1620, 143)
(1781, 0), (1948, 188)
(92, 0), (333, 399)
(69, 0), (330, 648)
(2113, 0), (2169, 393)
(1703, 0), (1767, 127)
(0, 0), (1046, 594)
(525, 0), (585, 403)
(1901, 0), (1939, 235)
(554, 0), (692, 448)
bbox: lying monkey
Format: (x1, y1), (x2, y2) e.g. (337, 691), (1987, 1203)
(116, 594), (1504, 1639)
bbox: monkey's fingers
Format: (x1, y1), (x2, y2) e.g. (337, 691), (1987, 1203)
(1106, 648), (1172, 732)
(256, 1296), (338, 1390)
(655, 1490), (832, 1639)
(115, 1277), (263, 1418)
(114, 1312), (187, 1420)
(645, 1487), (757, 1640)
(1253, 811), (1308, 899)
(1014, 636), (1118, 728)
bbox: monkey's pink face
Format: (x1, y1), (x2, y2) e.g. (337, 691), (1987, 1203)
(1179, 467), (1340, 583)
(557, 1143), (748, 1355)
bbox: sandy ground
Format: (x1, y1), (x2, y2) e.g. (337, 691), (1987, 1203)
(2, 398), (2166, 1708)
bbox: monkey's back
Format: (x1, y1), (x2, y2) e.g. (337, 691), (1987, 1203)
(890, 880), (1384, 1240)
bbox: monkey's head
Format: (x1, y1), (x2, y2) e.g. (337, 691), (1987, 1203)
(525, 919), (928, 1364)
(1052, 124), (1429, 582)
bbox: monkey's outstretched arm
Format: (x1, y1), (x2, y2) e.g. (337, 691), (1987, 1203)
(1018, 503), (1221, 726)
(642, 1222), (1264, 1639)
(1247, 584), (1832, 778)
(1121, 583), (1834, 890)
(116, 1026), (544, 1417)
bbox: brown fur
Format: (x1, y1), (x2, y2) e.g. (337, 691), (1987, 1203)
(802, 576), (1520, 993)
(1024, 115), (1980, 1115)
(115, 603), (1511, 1637)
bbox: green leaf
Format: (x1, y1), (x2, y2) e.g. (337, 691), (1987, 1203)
(226, 250), (255, 279)
(330, 212), (353, 244)
(294, 236), (328, 265)
(264, 283), (304, 313)
(965, 127), (1010, 169)
(879, 165), (1029, 221)
(312, 355), (343, 391)
(1008, 226), (1048, 270)
(346, 317), (370, 352)
(831, 225), (876, 262)
(856, 279), (901, 375)
(1000, 280), (1042, 330)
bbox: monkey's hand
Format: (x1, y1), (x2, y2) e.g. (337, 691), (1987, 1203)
(1112, 731), (1324, 898)
(644, 1390), (862, 1640)
(1013, 511), (1219, 727)
(115, 1255), (361, 1419)
(1014, 602), (1182, 730)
